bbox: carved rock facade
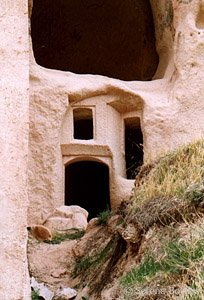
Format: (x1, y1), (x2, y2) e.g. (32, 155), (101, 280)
(0, 0), (203, 298)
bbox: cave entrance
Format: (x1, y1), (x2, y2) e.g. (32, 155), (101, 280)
(125, 117), (143, 179)
(31, 0), (158, 81)
(65, 161), (110, 220)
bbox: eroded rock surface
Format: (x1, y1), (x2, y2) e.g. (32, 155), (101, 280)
(43, 205), (88, 232)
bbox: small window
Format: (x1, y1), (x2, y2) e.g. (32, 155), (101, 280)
(125, 117), (143, 179)
(73, 108), (93, 140)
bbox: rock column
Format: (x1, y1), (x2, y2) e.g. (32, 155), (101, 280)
(0, 1), (30, 299)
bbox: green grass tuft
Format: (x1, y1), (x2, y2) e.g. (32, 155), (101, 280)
(31, 289), (40, 300)
(121, 236), (204, 287)
(120, 222), (204, 299)
(45, 228), (85, 244)
(97, 207), (111, 225)
(72, 238), (114, 278)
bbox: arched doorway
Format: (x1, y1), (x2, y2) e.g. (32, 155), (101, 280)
(65, 161), (110, 220)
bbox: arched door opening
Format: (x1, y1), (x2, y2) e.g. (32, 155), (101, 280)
(31, 0), (158, 81)
(125, 117), (143, 179)
(65, 161), (110, 220)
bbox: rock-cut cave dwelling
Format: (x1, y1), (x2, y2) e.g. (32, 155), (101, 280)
(29, 0), (177, 223)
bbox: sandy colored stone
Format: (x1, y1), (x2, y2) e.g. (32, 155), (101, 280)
(72, 213), (88, 229)
(0, 1), (30, 299)
(44, 215), (87, 232)
(50, 205), (89, 220)
(27, 235), (80, 292)
(28, 0), (204, 224)
(86, 218), (99, 233)
(1, 1), (204, 299)
(44, 217), (73, 232)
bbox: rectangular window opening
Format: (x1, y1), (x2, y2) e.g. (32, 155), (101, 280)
(125, 117), (143, 179)
(73, 108), (93, 140)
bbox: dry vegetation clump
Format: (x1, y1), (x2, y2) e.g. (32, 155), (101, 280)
(131, 139), (204, 209)
(121, 140), (204, 236)
(120, 218), (204, 300)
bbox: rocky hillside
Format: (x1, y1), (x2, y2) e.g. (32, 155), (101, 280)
(29, 140), (204, 300)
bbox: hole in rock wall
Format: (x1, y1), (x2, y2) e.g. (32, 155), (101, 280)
(125, 117), (143, 179)
(196, 3), (204, 29)
(65, 161), (110, 220)
(73, 108), (93, 140)
(31, 0), (159, 81)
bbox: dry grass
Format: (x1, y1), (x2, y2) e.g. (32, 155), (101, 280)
(120, 218), (204, 300)
(131, 139), (204, 210)
(119, 140), (204, 300)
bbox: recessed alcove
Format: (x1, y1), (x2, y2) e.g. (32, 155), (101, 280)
(125, 117), (143, 179)
(65, 161), (110, 220)
(31, 0), (159, 81)
(73, 108), (93, 140)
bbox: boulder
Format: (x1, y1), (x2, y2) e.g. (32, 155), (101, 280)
(72, 212), (87, 229)
(44, 217), (73, 232)
(49, 205), (88, 220)
(43, 205), (88, 232)
(44, 215), (87, 232)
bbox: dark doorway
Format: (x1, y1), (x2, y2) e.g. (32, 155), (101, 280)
(31, 0), (158, 81)
(65, 161), (110, 220)
(125, 117), (143, 179)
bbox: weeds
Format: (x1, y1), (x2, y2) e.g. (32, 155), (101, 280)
(121, 238), (204, 286)
(45, 228), (85, 244)
(120, 254), (162, 285)
(31, 289), (40, 300)
(120, 222), (204, 299)
(119, 141), (204, 300)
(131, 140), (204, 210)
(97, 207), (111, 225)
(184, 184), (204, 205)
(72, 238), (114, 278)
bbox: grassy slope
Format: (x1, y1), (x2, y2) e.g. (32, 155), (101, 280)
(131, 139), (204, 208)
(120, 140), (204, 300)
(71, 140), (204, 300)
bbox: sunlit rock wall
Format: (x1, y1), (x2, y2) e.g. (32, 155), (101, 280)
(0, 1), (30, 299)
(28, 0), (204, 223)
